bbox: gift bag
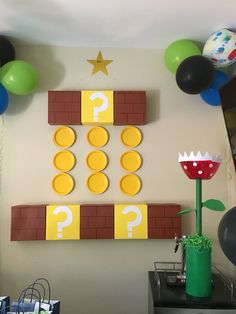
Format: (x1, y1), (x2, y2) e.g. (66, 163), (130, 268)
(9, 278), (60, 314)
(0, 297), (10, 314)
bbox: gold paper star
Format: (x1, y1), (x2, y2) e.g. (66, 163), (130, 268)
(87, 51), (113, 75)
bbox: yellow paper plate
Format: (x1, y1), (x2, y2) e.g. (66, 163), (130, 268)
(53, 126), (76, 148)
(87, 172), (109, 194)
(53, 150), (76, 172)
(52, 173), (74, 195)
(120, 126), (142, 147)
(87, 126), (109, 147)
(120, 150), (142, 172)
(119, 174), (142, 196)
(86, 150), (108, 171)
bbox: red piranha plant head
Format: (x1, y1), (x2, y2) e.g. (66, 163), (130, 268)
(178, 151), (221, 180)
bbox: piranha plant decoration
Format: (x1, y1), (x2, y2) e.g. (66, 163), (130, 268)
(178, 152), (225, 297)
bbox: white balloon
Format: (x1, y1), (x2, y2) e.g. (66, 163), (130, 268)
(203, 29), (236, 68)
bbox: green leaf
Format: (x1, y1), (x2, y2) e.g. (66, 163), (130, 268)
(176, 208), (196, 216)
(203, 199), (225, 211)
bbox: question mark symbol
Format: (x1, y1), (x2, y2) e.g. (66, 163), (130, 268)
(90, 92), (108, 122)
(122, 206), (142, 238)
(53, 206), (73, 239)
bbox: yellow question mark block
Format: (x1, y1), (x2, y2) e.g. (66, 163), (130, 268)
(115, 204), (148, 239)
(81, 90), (114, 124)
(46, 205), (80, 240)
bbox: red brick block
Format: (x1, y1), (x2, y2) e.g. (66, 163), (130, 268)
(11, 205), (46, 241)
(148, 204), (182, 239)
(48, 91), (81, 125)
(114, 91), (146, 125)
(80, 204), (114, 239)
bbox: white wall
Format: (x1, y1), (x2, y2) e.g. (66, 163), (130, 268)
(0, 45), (235, 314)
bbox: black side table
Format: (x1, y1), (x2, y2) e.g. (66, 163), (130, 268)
(148, 270), (236, 314)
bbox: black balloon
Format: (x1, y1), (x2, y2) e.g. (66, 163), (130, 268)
(0, 36), (15, 66)
(218, 206), (236, 265)
(176, 55), (215, 94)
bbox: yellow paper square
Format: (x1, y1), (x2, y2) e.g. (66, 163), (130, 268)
(115, 204), (148, 239)
(81, 90), (113, 124)
(46, 205), (80, 240)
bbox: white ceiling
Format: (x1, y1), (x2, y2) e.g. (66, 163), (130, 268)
(1, 0), (236, 48)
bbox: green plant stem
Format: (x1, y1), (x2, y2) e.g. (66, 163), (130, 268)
(196, 179), (202, 235)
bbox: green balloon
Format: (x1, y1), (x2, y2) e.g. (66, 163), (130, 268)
(164, 39), (201, 74)
(0, 60), (38, 95)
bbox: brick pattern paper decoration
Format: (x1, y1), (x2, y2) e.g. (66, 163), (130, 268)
(11, 205), (46, 241)
(114, 91), (146, 125)
(46, 205), (80, 240)
(48, 90), (146, 125)
(148, 204), (182, 239)
(80, 204), (114, 239)
(48, 91), (81, 125)
(11, 203), (182, 241)
(114, 204), (148, 239)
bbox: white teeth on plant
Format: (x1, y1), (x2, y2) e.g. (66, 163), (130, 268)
(190, 151), (195, 159)
(178, 152), (222, 163)
(196, 151), (202, 159)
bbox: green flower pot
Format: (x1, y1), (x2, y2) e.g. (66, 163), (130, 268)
(186, 244), (212, 297)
